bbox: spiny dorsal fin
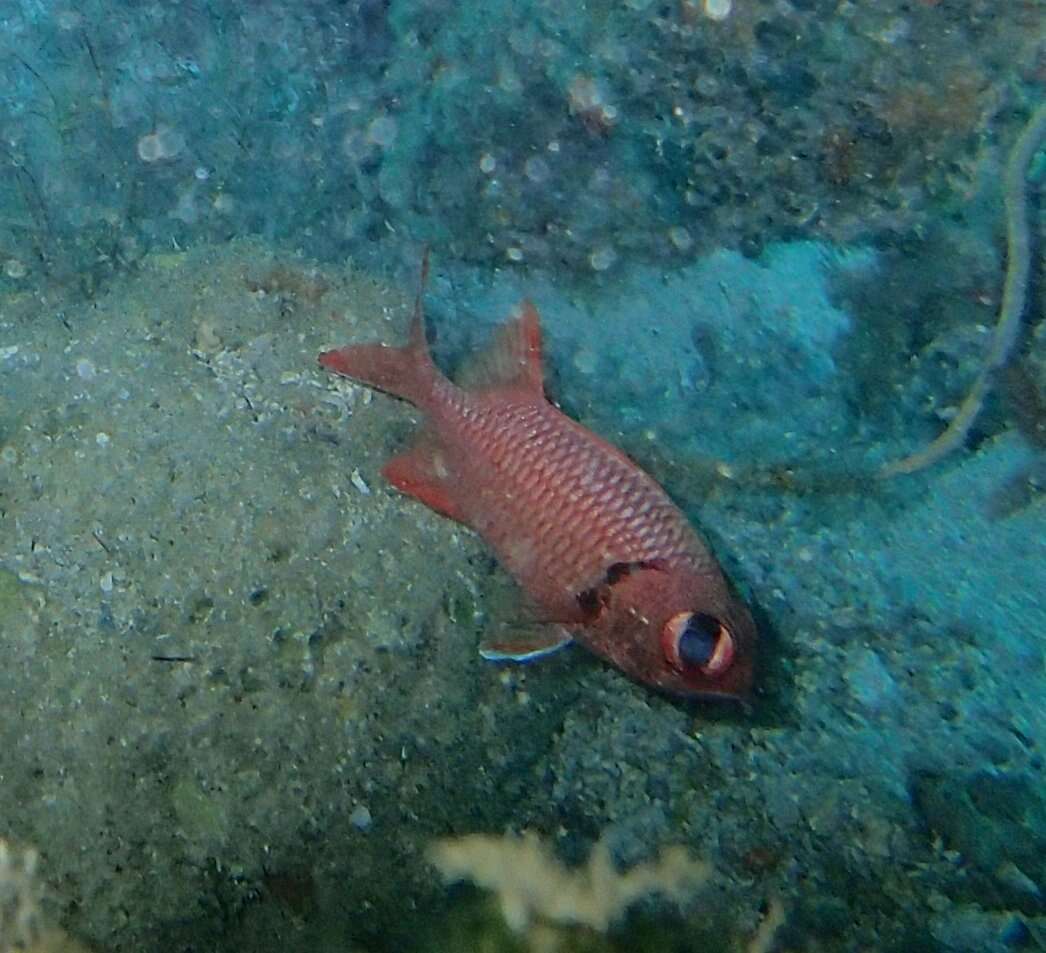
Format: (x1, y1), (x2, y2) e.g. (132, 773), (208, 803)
(456, 301), (545, 397)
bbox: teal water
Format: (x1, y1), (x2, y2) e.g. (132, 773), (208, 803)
(0, 2), (1042, 951)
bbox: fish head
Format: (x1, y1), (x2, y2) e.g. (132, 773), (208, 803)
(590, 562), (756, 701)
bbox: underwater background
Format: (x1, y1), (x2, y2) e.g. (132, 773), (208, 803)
(0, 0), (1043, 951)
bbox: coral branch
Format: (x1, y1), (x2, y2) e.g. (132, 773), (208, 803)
(428, 831), (710, 934)
(880, 101), (1046, 478)
(0, 839), (93, 953)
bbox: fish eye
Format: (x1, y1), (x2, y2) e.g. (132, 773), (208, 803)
(661, 611), (735, 677)
(679, 613), (720, 666)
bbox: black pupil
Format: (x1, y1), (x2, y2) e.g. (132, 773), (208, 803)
(679, 613), (721, 667)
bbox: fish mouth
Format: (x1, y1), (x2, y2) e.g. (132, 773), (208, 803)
(671, 668), (754, 704)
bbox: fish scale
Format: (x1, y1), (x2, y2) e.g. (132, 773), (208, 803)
(448, 393), (698, 611)
(319, 295), (757, 699)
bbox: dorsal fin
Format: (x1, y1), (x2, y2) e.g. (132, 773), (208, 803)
(456, 301), (545, 397)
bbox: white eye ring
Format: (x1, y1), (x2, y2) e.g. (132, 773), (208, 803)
(661, 611), (735, 676)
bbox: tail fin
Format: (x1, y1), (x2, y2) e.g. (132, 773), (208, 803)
(318, 252), (439, 407)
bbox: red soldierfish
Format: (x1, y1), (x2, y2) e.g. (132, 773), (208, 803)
(319, 282), (757, 700)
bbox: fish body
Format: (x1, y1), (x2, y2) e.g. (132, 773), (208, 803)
(319, 297), (756, 700)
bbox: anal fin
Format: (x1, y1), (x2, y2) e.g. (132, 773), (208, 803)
(480, 625), (574, 663)
(383, 429), (466, 523)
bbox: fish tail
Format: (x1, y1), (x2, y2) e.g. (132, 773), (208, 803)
(320, 314), (438, 407)
(319, 252), (441, 407)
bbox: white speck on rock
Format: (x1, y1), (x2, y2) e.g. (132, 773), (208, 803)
(350, 468), (370, 495)
(573, 349), (598, 375)
(845, 648), (898, 715)
(589, 246), (617, 272)
(703, 0), (732, 20)
(349, 804), (372, 831)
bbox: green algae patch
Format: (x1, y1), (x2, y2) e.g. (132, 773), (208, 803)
(148, 251), (190, 272)
(171, 777), (229, 848)
(0, 569), (43, 634)
(0, 568), (26, 617)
